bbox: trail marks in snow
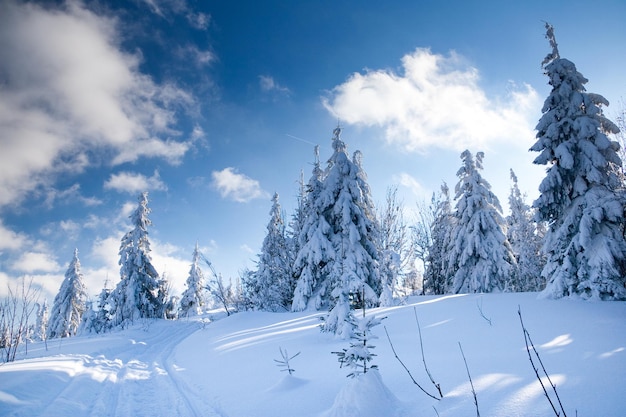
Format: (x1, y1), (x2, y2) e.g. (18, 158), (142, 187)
(0, 320), (221, 417)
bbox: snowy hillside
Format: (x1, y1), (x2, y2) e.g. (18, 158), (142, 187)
(1, 292), (625, 417)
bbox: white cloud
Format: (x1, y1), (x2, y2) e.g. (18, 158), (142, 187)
(259, 75), (290, 95)
(394, 173), (425, 196)
(0, 221), (28, 251)
(211, 168), (269, 203)
(10, 251), (61, 273)
(323, 48), (540, 153)
(42, 183), (102, 208)
(104, 171), (167, 194)
(0, 1), (194, 207)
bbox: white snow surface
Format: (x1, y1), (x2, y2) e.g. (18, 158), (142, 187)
(1, 293), (625, 416)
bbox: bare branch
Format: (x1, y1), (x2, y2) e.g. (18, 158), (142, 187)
(384, 326), (440, 401)
(414, 308), (443, 397)
(518, 306), (567, 417)
(458, 342), (480, 417)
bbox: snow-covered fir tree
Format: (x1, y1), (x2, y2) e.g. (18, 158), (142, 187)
(292, 146), (335, 311)
(423, 183), (455, 294)
(179, 243), (207, 317)
(506, 170), (545, 292)
(333, 308), (384, 378)
(449, 151), (516, 293)
(79, 283), (113, 334)
(109, 192), (163, 326)
(47, 249), (88, 339)
(531, 24), (626, 300)
(319, 127), (381, 337)
(243, 193), (294, 311)
(34, 299), (49, 342)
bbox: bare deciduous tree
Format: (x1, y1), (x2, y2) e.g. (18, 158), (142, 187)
(1, 277), (40, 363)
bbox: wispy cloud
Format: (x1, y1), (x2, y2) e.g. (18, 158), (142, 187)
(0, 1), (194, 207)
(211, 167), (269, 203)
(141, 0), (210, 31)
(42, 183), (102, 208)
(259, 75), (290, 95)
(394, 173), (425, 196)
(104, 171), (168, 194)
(323, 48), (540, 153)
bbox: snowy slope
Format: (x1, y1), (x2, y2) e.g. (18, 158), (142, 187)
(1, 293), (625, 417)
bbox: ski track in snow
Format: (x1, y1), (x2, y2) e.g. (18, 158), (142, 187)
(0, 320), (222, 417)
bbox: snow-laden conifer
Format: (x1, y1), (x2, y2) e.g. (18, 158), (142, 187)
(244, 193), (294, 311)
(531, 24), (626, 300)
(292, 146), (335, 311)
(449, 151), (516, 293)
(179, 243), (207, 317)
(319, 128), (380, 336)
(506, 170), (545, 292)
(34, 299), (49, 342)
(423, 183), (455, 294)
(110, 192), (163, 326)
(79, 283), (113, 334)
(47, 249), (88, 338)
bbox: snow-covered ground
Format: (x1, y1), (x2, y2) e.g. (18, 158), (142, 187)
(1, 292), (625, 417)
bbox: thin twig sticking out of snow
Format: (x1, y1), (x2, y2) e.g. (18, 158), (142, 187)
(518, 306), (568, 417)
(476, 298), (492, 326)
(413, 308), (443, 398)
(458, 342), (480, 417)
(383, 326), (440, 401)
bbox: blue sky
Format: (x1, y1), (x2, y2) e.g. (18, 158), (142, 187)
(1, 0), (625, 301)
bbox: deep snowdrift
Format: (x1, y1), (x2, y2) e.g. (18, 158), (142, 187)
(1, 293), (625, 416)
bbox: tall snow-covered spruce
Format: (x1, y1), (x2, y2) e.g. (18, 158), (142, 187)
(292, 145), (335, 312)
(110, 192), (164, 326)
(47, 249), (88, 339)
(531, 24), (626, 300)
(292, 127), (380, 337)
(244, 193), (294, 311)
(449, 151), (516, 293)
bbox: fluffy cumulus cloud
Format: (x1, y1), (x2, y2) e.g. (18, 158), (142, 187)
(104, 171), (168, 194)
(323, 48), (540, 152)
(211, 168), (269, 203)
(10, 251), (61, 274)
(0, 1), (194, 207)
(0, 221), (28, 251)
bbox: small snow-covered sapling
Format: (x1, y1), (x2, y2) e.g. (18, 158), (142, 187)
(274, 347), (301, 375)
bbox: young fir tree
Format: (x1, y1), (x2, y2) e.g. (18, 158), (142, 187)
(531, 24), (626, 300)
(319, 127), (381, 337)
(292, 146), (336, 311)
(449, 151), (516, 293)
(47, 249), (88, 338)
(79, 283), (113, 334)
(377, 187), (411, 305)
(110, 192), (163, 326)
(179, 243), (207, 317)
(506, 170), (545, 292)
(244, 193), (294, 311)
(424, 183), (455, 294)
